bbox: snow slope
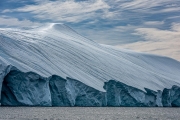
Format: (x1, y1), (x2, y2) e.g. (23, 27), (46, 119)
(0, 23), (180, 95)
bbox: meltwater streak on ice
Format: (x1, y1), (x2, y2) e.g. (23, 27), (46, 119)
(0, 23), (180, 93)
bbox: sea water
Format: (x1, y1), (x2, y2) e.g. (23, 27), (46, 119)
(0, 107), (180, 120)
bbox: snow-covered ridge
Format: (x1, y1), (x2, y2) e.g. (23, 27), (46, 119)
(0, 23), (180, 102)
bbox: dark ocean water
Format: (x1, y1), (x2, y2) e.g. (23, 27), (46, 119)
(0, 107), (179, 120)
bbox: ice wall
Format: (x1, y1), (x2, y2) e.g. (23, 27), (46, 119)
(1, 69), (180, 107)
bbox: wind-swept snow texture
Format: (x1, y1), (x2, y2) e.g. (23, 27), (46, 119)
(0, 23), (180, 106)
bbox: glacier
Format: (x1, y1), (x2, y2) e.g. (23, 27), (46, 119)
(0, 23), (180, 106)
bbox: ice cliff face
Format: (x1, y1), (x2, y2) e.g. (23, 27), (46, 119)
(1, 70), (51, 106)
(1, 69), (180, 107)
(0, 23), (180, 106)
(49, 76), (106, 106)
(1, 70), (106, 106)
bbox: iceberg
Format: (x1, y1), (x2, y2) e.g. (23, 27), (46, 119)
(0, 23), (180, 106)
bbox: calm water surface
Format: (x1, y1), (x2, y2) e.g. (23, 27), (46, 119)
(0, 107), (180, 120)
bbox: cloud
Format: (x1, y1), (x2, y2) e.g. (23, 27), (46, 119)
(74, 24), (140, 45)
(143, 21), (164, 26)
(0, 17), (41, 28)
(118, 23), (180, 61)
(134, 27), (180, 42)
(171, 23), (180, 32)
(12, 0), (110, 23)
(119, 0), (180, 13)
(158, 7), (180, 13)
(119, 0), (160, 10)
(1, 9), (12, 13)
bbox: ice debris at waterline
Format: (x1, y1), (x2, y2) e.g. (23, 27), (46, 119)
(0, 23), (180, 107)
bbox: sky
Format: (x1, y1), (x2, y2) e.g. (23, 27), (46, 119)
(0, 0), (180, 61)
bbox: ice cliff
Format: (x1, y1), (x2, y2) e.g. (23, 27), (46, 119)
(0, 23), (180, 106)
